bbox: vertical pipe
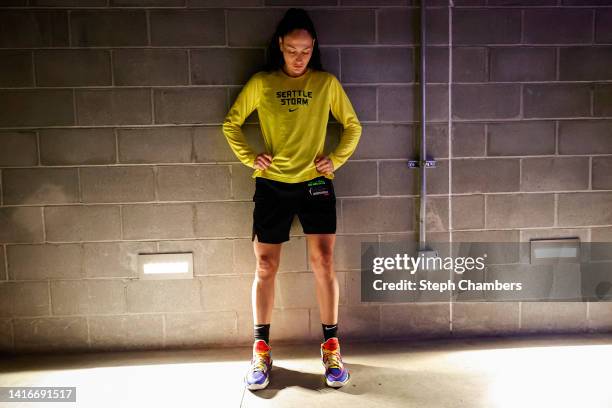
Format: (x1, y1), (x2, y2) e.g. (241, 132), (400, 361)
(419, 0), (427, 251)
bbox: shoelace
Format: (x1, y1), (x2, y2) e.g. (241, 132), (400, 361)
(323, 349), (342, 370)
(251, 351), (270, 373)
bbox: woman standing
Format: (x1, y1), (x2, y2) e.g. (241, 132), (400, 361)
(222, 8), (362, 390)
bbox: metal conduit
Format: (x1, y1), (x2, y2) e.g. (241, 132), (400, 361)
(419, 0), (427, 252)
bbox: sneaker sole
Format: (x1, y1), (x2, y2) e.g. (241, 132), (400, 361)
(245, 360), (272, 391)
(246, 375), (269, 391)
(325, 371), (350, 388)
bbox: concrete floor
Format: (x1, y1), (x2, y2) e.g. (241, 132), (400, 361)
(1, 333), (612, 408)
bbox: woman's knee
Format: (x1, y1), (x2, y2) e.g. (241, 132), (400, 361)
(255, 254), (280, 280)
(309, 249), (334, 271)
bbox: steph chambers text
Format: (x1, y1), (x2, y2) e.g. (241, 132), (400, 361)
(373, 279), (523, 292)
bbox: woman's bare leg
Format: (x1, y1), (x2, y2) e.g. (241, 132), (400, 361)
(252, 235), (282, 324)
(306, 233), (338, 325)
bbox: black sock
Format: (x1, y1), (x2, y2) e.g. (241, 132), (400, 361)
(322, 323), (338, 341)
(254, 323), (270, 344)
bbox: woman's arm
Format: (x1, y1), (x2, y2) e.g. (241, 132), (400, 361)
(328, 74), (362, 171)
(222, 73), (261, 168)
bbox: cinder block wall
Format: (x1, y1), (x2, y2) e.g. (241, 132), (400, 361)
(0, 0), (611, 354)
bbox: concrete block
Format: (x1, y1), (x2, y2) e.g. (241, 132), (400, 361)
(524, 8), (593, 44)
(0, 131), (38, 166)
(3, 168), (78, 205)
(559, 120), (612, 155)
(558, 192), (612, 227)
(351, 124), (413, 160)
(194, 201), (253, 238)
(524, 84), (591, 118)
(451, 123), (485, 158)
(521, 302), (587, 333)
(13, 316), (89, 352)
(80, 166), (156, 203)
(89, 314), (163, 350)
(592, 157), (612, 190)
(452, 46), (487, 83)
(490, 47), (556, 82)
(521, 157), (589, 191)
(487, 121), (555, 156)
(0, 318), (13, 352)
(71, 10), (147, 46)
(0, 10), (68, 47)
(189, 0), (262, 6)
(40, 128), (116, 165)
(452, 194), (484, 230)
(0, 50), (33, 87)
(45, 205), (122, 241)
(0, 207), (45, 244)
(51, 279), (126, 315)
(157, 165), (231, 201)
(7, 243), (82, 280)
(333, 161), (377, 197)
(486, 193), (555, 228)
(118, 127), (194, 164)
(76, 88), (152, 125)
(0, 89), (74, 127)
(341, 47), (413, 83)
(452, 302), (520, 336)
(452, 84), (520, 120)
(165, 310), (238, 348)
(113, 49), (189, 86)
(380, 303), (450, 339)
(594, 84), (612, 117)
(344, 86), (377, 122)
(200, 275), (253, 311)
(150, 10), (225, 46)
(0, 281), (50, 317)
(342, 197), (414, 233)
(127, 279), (202, 313)
(560, 46), (612, 81)
(453, 9), (521, 45)
(35, 49), (111, 86)
(452, 158), (520, 193)
(588, 302), (612, 332)
(595, 9), (612, 43)
(122, 203), (195, 239)
(154, 88), (227, 124)
(191, 48), (265, 85)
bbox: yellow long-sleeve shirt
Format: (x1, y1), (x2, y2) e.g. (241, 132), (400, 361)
(222, 67), (362, 183)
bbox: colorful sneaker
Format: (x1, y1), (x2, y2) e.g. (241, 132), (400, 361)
(320, 337), (350, 388)
(244, 339), (273, 390)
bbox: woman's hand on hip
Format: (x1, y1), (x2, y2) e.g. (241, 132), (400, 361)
(314, 156), (334, 175)
(254, 153), (273, 170)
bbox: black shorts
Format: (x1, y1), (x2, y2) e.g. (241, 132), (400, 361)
(252, 176), (337, 244)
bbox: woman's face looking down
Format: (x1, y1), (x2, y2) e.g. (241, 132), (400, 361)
(278, 28), (314, 77)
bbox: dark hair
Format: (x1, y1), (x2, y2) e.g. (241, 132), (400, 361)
(265, 8), (324, 72)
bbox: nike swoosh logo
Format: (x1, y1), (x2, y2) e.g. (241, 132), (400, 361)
(289, 108), (298, 112)
(325, 325), (337, 330)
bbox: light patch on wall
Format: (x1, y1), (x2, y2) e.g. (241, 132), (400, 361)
(138, 253), (193, 280)
(530, 238), (580, 265)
